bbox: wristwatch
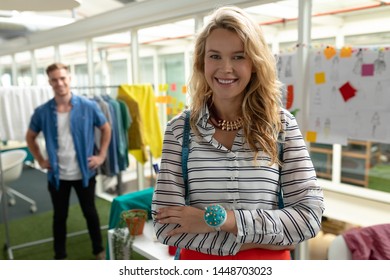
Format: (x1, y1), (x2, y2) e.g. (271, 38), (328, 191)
(204, 204), (227, 231)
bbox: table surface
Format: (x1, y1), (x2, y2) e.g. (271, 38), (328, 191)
(108, 221), (174, 260)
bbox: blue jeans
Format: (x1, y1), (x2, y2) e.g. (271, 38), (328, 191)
(48, 176), (103, 259)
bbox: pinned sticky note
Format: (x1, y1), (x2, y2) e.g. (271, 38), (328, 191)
(170, 83), (177, 92)
(340, 46), (352, 58)
(155, 96), (167, 103)
(159, 84), (169, 92)
(166, 107), (172, 115)
(178, 102), (185, 110)
(286, 85), (294, 110)
(339, 82), (356, 102)
(315, 72), (326, 84)
(324, 46), (336, 59)
(306, 131), (317, 142)
(362, 64), (374, 76)
(166, 95), (173, 104)
(182, 85), (187, 94)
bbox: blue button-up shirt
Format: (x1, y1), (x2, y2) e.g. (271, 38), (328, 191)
(29, 94), (108, 189)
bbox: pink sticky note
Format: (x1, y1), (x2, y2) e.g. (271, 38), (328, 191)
(362, 64), (374, 76)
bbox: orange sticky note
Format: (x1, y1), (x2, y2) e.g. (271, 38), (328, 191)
(306, 131), (317, 142)
(155, 96), (168, 103)
(340, 46), (352, 58)
(324, 46), (336, 59)
(315, 72), (326, 84)
(166, 107), (172, 115)
(182, 85), (187, 94)
(166, 95), (173, 104)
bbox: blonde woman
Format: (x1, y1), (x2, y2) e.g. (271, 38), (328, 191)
(152, 6), (324, 260)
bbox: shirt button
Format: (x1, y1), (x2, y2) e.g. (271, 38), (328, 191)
(230, 176), (235, 180)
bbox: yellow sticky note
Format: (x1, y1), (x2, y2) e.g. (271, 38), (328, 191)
(158, 84), (164, 92)
(315, 72), (326, 84)
(306, 131), (317, 142)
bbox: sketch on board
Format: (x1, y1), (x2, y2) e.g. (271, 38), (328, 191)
(374, 50), (386, 74)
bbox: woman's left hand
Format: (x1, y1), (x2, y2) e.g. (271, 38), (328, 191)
(155, 206), (211, 236)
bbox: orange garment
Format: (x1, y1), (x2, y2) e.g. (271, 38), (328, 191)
(179, 248), (291, 260)
(117, 84), (162, 164)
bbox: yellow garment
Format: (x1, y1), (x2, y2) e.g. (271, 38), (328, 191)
(117, 84), (163, 164)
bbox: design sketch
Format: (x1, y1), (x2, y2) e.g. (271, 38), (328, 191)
(314, 89), (322, 106)
(375, 81), (383, 106)
(315, 117), (321, 130)
(285, 56), (292, 77)
(330, 56), (340, 82)
(351, 111), (361, 137)
(323, 118), (331, 138)
(353, 49), (363, 75)
(374, 50), (386, 74)
(371, 111), (380, 137)
(314, 52), (322, 70)
(276, 55), (283, 78)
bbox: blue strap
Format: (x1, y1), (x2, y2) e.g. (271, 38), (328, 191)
(176, 109), (191, 260)
(277, 135), (284, 209)
(182, 110), (191, 205)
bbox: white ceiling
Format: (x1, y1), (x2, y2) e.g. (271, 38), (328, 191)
(0, 0), (389, 46)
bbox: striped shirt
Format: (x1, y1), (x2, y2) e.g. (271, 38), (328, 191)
(152, 105), (324, 256)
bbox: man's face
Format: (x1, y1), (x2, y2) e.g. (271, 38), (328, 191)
(48, 68), (71, 97)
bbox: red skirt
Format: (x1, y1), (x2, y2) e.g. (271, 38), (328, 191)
(179, 248), (291, 260)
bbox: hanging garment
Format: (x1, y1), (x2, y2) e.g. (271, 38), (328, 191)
(104, 95), (130, 172)
(117, 84), (162, 164)
(0, 86), (52, 141)
(93, 96), (119, 176)
(117, 99), (132, 170)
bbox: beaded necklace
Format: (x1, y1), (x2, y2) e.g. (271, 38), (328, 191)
(209, 103), (243, 131)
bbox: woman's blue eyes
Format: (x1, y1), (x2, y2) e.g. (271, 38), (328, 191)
(209, 55), (245, 60)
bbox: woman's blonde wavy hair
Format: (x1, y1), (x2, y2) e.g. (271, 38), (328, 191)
(189, 6), (283, 164)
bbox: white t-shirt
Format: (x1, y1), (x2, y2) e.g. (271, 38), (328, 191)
(57, 112), (82, 180)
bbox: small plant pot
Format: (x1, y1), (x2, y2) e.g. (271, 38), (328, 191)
(122, 209), (148, 236)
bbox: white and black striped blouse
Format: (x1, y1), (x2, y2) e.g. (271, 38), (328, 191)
(152, 105), (325, 256)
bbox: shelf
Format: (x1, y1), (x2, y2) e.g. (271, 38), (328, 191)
(310, 140), (380, 187)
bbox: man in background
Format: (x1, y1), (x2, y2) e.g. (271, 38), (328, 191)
(26, 63), (111, 260)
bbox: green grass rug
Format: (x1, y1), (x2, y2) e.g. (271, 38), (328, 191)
(0, 197), (111, 260)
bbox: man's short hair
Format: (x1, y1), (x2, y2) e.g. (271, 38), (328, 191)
(46, 63), (69, 76)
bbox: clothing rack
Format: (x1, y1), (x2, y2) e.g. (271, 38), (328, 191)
(71, 85), (157, 196)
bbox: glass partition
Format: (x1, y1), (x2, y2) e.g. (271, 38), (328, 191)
(34, 47), (55, 86)
(15, 51), (32, 86)
(0, 55), (12, 86)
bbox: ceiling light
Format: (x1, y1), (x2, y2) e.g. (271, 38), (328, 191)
(0, 0), (80, 12)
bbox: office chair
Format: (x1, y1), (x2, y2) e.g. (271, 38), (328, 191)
(0, 149), (37, 213)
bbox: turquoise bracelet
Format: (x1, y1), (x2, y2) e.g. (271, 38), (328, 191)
(204, 204), (227, 231)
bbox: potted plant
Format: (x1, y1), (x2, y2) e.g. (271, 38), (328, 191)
(112, 209), (148, 259)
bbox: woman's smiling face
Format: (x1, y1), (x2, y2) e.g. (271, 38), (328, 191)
(204, 28), (253, 103)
